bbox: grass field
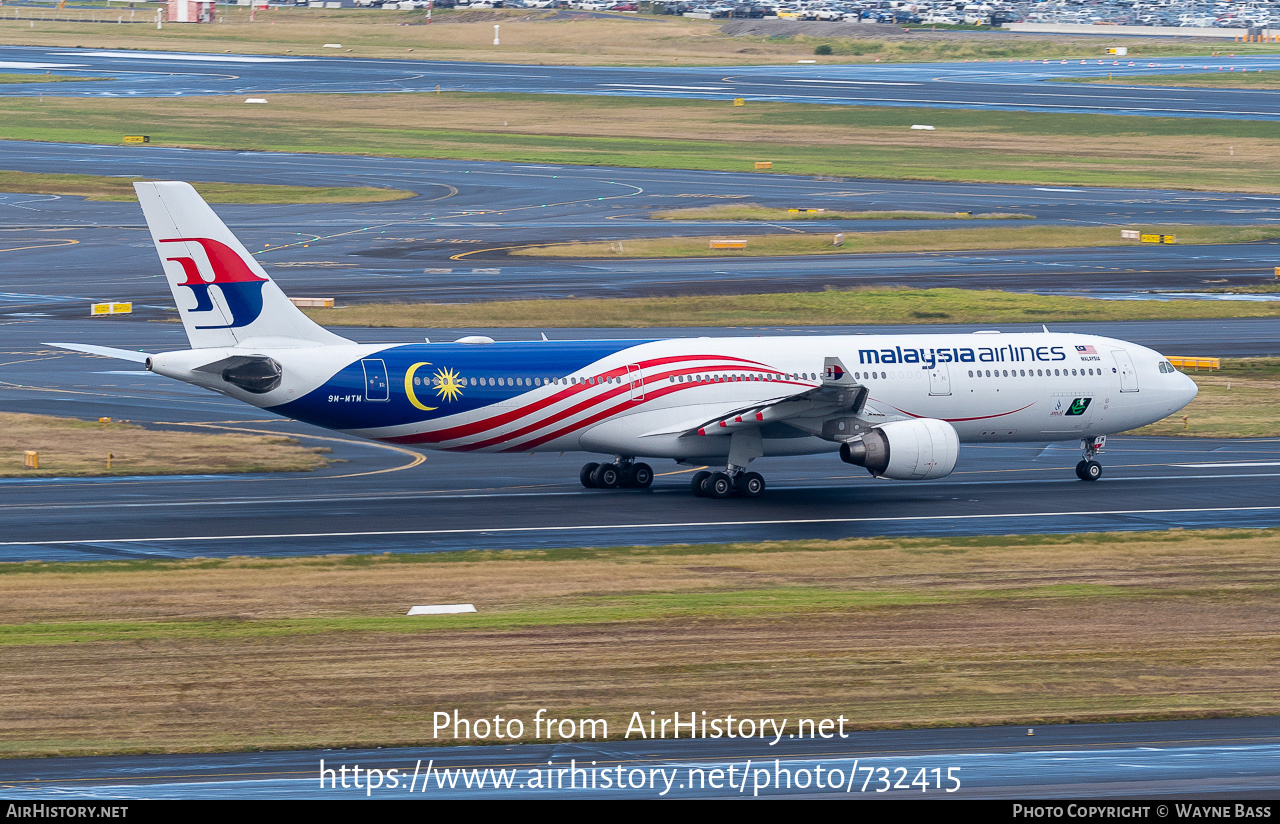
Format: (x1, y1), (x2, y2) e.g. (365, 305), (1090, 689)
(510, 225), (1280, 259)
(1, 528), (1277, 757)
(2, 93), (1280, 192)
(303, 287), (1280, 328)
(1057, 71), (1280, 89)
(1132, 358), (1280, 439)
(651, 204), (1034, 221)
(0, 412), (329, 477)
(4, 7), (1279, 65)
(0, 73), (109, 84)
(0, 170), (415, 204)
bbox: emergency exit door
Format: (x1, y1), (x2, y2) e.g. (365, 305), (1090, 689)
(1111, 350), (1139, 393)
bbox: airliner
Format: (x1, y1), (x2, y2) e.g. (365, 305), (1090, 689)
(53, 182), (1198, 498)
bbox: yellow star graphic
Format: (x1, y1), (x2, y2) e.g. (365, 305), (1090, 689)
(433, 366), (465, 403)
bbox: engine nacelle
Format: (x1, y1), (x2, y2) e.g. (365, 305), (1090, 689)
(839, 418), (959, 480)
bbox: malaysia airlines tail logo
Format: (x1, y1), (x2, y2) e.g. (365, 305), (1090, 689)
(160, 237), (269, 329)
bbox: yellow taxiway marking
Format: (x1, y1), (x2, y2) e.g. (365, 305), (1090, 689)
(165, 422), (426, 479)
(0, 238), (79, 253)
(657, 465), (708, 477)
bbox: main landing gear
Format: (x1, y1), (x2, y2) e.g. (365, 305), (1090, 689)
(579, 459), (654, 490)
(1075, 436), (1106, 482)
(690, 468), (765, 499)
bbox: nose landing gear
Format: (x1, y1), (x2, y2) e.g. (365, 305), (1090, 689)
(1075, 436), (1106, 482)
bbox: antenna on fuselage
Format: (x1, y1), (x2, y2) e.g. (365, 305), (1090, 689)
(1042, 324), (1050, 333)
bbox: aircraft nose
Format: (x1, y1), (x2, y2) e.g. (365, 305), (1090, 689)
(1181, 373), (1199, 405)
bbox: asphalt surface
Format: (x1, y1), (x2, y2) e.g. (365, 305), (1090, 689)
(2, 318), (1277, 563)
(3, 141), (1279, 316)
(3, 717), (1278, 798)
(4, 45), (1280, 119)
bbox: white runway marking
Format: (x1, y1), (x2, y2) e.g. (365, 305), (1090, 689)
(0, 61), (85, 69)
(600, 83), (730, 92)
(48, 51), (310, 63)
(780, 78), (920, 87)
(3, 505), (1277, 547)
(1173, 462), (1280, 468)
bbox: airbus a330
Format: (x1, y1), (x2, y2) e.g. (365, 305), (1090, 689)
(53, 182), (1199, 498)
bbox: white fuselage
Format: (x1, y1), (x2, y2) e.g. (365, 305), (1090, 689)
(150, 330), (1198, 462)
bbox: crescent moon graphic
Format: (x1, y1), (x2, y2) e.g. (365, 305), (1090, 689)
(404, 362), (438, 412)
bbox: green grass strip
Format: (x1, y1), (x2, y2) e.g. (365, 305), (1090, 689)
(513, 225), (1280, 258)
(2, 94), (1280, 192)
(303, 287), (1280, 328)
(0, 73), (112, 84)
(0, 170), (415, 204)
(0, 584), (1161, 645)
(1053, 72), (1280, 89)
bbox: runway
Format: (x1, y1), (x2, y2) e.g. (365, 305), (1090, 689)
(3, 141), (1278, 316)
(4, 44), (1280, 120)
(2, 318), (1276, 563)
(3, 717), (1278, 798)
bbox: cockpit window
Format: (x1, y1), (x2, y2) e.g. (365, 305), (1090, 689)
(1158, 360), (1177, 373)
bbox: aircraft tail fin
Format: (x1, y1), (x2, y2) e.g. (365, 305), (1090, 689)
(134, 181), (351, 350)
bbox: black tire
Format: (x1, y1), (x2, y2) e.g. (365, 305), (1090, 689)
(592, 463), (621, 489)
(737, 471), (765, 498)
(691, 470), (711, 497)
(580, 462), (600, 488)
(708, 472), (734, 499)
(1084, 460), (1102, 481)
(630, 462), (654, 489)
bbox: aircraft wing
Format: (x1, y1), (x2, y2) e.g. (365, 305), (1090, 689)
(46, 342), (152, 363)
(676, 356), (869, 438)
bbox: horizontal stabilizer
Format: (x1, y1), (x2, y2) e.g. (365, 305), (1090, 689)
(46, 342), (151, 363)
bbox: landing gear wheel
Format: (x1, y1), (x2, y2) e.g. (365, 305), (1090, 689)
(629, 462), (654, 489)
(736, 471), (765, 498)
(691, 470), (712, 497)
(592, 463), (621, 489)
(707, 472), (734, 499)
(580, 462), (600, 488)
(1075, 460), (1102, 482)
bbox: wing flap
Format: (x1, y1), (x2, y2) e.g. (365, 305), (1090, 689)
(680, 356), (869, 438)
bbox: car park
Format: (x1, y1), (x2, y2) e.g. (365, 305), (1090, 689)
(346, 0), (1280, 31)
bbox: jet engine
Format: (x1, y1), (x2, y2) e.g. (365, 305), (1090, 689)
(839, 418), (959, 480)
